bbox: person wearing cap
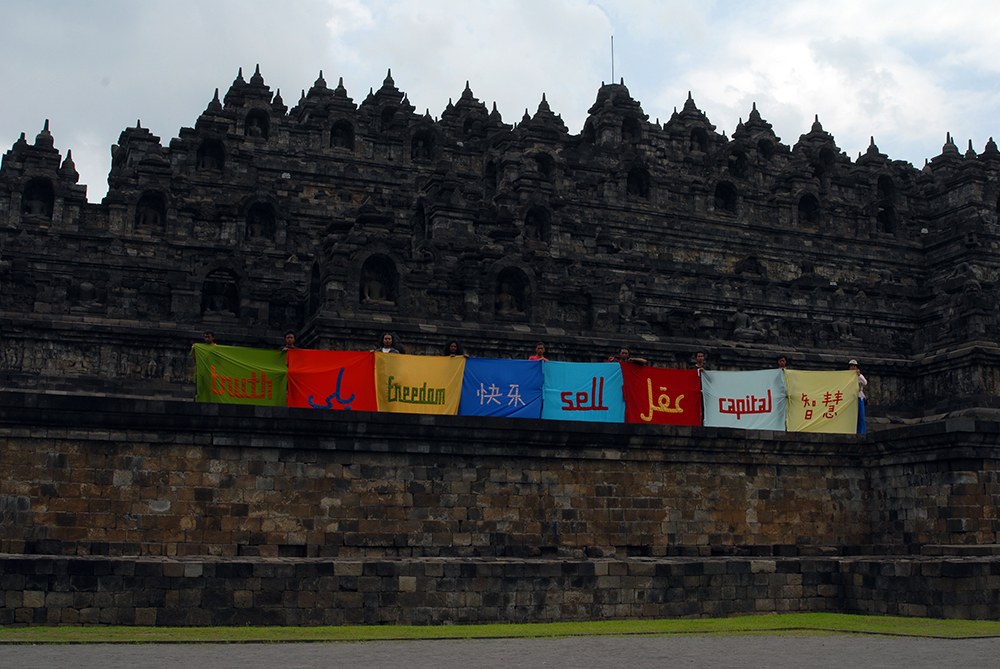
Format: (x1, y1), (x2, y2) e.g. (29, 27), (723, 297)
(849, 359), (868, 434)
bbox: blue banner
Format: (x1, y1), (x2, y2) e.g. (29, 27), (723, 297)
(540, 362), (625, 423)
(458, 358), (544, 418)
(701, 369), (787, 430)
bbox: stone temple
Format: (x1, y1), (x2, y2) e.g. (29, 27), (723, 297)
(3, 66), (999, 416)
(3, 68), (1000, 626)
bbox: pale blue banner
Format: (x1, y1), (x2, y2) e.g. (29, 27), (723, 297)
(701, 369), (787, 430)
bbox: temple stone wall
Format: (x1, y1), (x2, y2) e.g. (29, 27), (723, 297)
(2, 391), (999, 559)
(4, 553), (999, 626)
(4, 393), (1000, 624)
(4, 69), (1000, 418)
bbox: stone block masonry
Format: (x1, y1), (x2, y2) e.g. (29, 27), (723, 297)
(3, 554), (999, 625)
(3, 390), (1000, 622)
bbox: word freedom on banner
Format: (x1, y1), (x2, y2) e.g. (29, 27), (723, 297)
(386, 376), (446, 406)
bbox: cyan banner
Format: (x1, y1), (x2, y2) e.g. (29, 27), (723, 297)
(540, 362), (625, 423)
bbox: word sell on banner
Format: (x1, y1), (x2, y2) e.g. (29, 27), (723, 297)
(190, 343), (288, 406)
(286, 350), (378, 411)
(374, 352), (466, 415)
(783, 369), (858, 433)
(620, 364), (702, 426)
(540, 361), (625, 423)
(458, 358), (543, 419)
(701, 369), (787, 431)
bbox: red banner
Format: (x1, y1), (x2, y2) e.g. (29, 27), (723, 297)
(286, 350), (377, 412)
(621, 364), (702, 426)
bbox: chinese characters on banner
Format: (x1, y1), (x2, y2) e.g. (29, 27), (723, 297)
(374, 352), (466, 415)
(458, 358), (543, 418)
(540, 361), (625, 423)
(620, 364), (702, 426)
(783, 369), (858, 433)
(190, 343), (288, 406)
(286, 350), (377, 411)
(701, 369), (787, 431)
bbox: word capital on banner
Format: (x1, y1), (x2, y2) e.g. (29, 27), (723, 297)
(784, 369), (858, 433)
(701, 369), (787, 431)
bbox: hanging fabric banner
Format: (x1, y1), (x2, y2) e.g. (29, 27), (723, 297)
(784, 369), (859, 433)
(286, 350), (377, 411)
(458, 358), (543, 419)
(191, 343), (288, 406)
(374, 353), (466, 415)
(701, 369), (787, 430)
(621, 364), (702, 426)
(540, 362), (625, 423)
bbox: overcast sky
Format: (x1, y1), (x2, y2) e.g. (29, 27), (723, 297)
(4, 0), (1000, 201)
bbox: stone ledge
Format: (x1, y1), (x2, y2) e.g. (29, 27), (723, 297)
(2, 553), (999, 625)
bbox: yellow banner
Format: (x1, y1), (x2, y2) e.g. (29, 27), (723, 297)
(784, 370), (859, 433)
(374, 353), (466, 415)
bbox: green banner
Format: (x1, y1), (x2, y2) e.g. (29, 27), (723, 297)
(191, 344), (288, 405)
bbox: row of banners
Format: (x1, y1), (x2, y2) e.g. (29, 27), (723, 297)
(191, 344), (861, 433)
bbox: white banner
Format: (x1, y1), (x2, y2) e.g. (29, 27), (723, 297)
(701, 369), (787, 430)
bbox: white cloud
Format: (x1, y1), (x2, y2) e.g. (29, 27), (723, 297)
(3, 0), (1000, 200)
(319, 0), (611, 131)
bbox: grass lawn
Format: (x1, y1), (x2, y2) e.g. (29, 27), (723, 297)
(2, 613), (1000, 644)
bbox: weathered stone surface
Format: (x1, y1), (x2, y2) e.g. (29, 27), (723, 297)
(3, 71), (1000, 415)
(2, 553), (999, 625)
(2, 391), (999, 559)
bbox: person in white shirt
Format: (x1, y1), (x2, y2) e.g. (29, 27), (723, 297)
(849, 359), (868, 434)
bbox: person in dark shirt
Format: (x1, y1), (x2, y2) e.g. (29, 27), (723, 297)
(372, 332), (400, 353)
(608, 347), (647, 365)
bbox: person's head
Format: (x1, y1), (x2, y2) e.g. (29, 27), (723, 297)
(848, 358), (859, 371)
(284, 331), (295, 346)
(380, 332), (394, 349)
(203, 331), (214, 344)
(695, 351), (706, 364)
(534, 342), (546, 357)
(618, 347), (630, 360)
(446, 340), (462, 355)
(777, 355), (787, 369)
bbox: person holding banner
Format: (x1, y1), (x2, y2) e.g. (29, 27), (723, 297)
(189, 331), (217, 368)
(694, 351), (708, 372)
(849, 359), (868, 434)
(777, 355), (787, 370)
(372, 332), (400, 354)
(444, 340), (469, 358)
(280, 331), (297, 352)
(607, 347), (647, 365)
(528, 342), (549, 361)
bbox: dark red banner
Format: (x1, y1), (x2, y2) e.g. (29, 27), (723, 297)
(621, 364), (702, 426)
